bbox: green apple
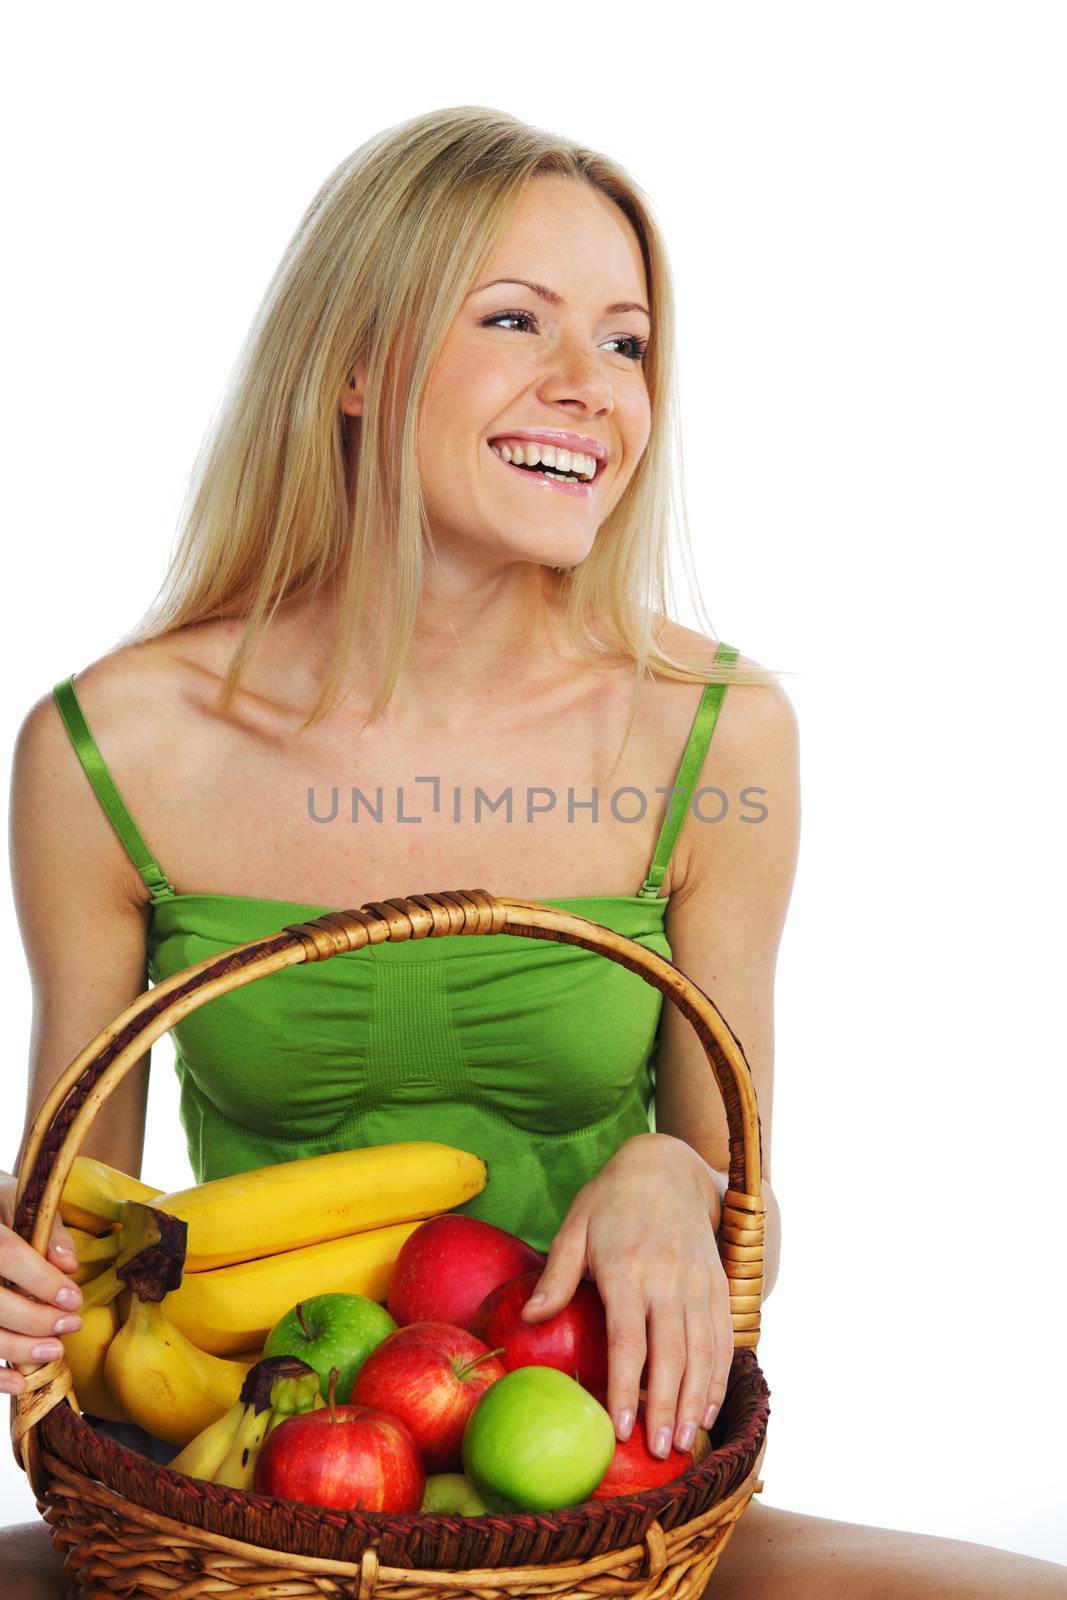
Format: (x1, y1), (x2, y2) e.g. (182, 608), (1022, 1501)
(263, 1293), (397, 1402)
(461, 1365), (615, 1513)
(420, 1472), (492, 1514)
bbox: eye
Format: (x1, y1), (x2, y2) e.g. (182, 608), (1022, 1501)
(479, 310), (648, 362)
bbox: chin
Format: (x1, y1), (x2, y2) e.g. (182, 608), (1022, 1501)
(527, 531), (597, 570)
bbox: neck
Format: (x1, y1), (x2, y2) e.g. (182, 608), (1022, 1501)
(269, 561), (594, 738)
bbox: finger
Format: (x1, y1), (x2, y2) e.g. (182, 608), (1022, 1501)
(0, 1283), (82, 1342)
(671, 1292), (718, 1452)
(521, 1221), (588, 1320)
(0, 1228), (83, 1314)
(702, 1278), (735, 1429)
(47, 1223), (80, 1270)
(643, 1293), (688, 1459)
(603, 1279), (647, 1441)
(0, 1325), (68, 1370)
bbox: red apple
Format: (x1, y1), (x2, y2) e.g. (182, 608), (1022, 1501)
(589, 1401), (697, 1500)
(474, 1271), (609, 1392)
(387, 1216), (544, 1332)
(350, 1321), (506, 1472)
(253, 1367), (423, 1512)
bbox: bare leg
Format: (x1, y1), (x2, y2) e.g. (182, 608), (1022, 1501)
(708, 1498), (1067, 1599)
(0, 1521), (70, 1599)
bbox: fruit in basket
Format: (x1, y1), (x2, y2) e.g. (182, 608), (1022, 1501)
(59, 1155), (163, 1233)
(420, 1472), (492, 1514)
(350, 1321), (506, 1473)
(474, 1272), (608, 1391)
(168, 1355), (324, 1489)
(588, 1401), (699, 1500)
(387, 1215), (544, 1331)
(461, 1365), (615, 1513)
(60, 1203), (181, 1423)
(263, 1294), (397, 1403)
(253, 1367), (424, 1512)
(152, 1143), (488, 1271)
(63, 1293), (132, 1424)
(163, 1219), (422, 1355)
(101, 1204), (256, 1447)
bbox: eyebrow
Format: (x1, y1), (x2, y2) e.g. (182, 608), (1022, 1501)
(470, 277), (651, 322)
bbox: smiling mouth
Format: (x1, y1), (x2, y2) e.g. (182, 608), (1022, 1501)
(485, 440), (606, 484)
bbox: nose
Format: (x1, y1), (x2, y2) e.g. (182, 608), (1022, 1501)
(536, 332), (613, 416)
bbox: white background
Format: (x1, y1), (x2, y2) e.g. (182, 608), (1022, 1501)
(2, 0), (1065, 1569)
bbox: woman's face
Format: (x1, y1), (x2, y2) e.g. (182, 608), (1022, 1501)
(350, 174), (653, 573)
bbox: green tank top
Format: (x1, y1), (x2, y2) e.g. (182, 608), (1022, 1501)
(51, 644), (738, 1252)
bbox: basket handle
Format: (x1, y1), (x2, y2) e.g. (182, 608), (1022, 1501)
(10, 889), (766, 1490)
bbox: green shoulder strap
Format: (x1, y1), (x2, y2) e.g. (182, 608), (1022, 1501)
(637, 640), (740, 900)
(52, 675), (176, 904)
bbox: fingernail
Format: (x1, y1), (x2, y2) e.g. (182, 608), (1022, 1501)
(0, 1374), (24, 1395)
(31, 1343), (63, 1363)
(653, 1426), (672, 1458)
(50, 1241), (77, 1259)
(702, 1403), (718, 1428)
(617, 1408), (634, 1440)
(524, 1294), (545, 1313)
(53, 1316), (82, 1335)
(54, 1286), (81, 1310)
(677, 1421), (696, 1451)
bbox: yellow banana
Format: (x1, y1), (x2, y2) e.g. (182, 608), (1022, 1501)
(62, 1291), (133, 1424)
(154, 1142), (488, 1271)
(167, 1398), (245, 1481)
(213, 1400), (274, 1490)
(60, 1155), (163, 1232)
(164, 1218), (422, 1354)
(104, 1294), (254, 1447)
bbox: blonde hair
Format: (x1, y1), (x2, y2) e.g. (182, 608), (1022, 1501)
(118, 105), (782, 773)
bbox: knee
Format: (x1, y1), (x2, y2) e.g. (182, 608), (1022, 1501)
(701, 1499), (1067, 1600)
(0, 1520), (69, 1600)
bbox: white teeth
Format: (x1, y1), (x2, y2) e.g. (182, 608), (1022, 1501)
(490, 441), (598, 480)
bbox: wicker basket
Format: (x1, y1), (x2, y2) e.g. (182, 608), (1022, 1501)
(10, 888), (770, 1600)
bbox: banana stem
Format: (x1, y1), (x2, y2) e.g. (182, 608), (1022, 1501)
(70, 1227), (123, 1265)
(115, 1204), (187, 1301)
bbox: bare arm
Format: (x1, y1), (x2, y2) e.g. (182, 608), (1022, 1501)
(8, 687), (155, 1184)
(655, 667), (801, 1302)
(0, 687), (159, 1392)
(519, 664), (801, 1457)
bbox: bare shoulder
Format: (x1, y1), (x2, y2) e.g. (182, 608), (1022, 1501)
(12, 632), (211, 909)
(648, 620), (800, 903)
(648, 617), (799, 761)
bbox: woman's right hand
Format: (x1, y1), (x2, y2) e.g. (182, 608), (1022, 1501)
(0, 1169), (84, 1396)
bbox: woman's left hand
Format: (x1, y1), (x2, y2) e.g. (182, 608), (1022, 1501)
(520, 1131), (732, 1459)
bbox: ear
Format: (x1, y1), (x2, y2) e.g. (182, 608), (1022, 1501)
(340, 363), (367, 419)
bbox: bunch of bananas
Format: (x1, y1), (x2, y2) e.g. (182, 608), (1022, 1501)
(57, 1142), (488, 1447)
(169, 1354), (325, 1489)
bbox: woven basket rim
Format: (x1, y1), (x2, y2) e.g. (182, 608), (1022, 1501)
(39, 1351), (770, 1570)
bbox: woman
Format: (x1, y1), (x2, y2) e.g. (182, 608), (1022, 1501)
(1, 107), (1061, 1596)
